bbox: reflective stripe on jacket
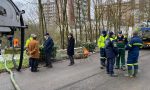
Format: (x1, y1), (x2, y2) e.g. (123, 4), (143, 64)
(126, 36), (143, 62)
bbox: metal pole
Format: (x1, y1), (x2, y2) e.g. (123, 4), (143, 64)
(17, 15), (25, 71)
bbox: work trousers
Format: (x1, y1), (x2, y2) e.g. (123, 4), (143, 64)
(116, 48), (125, 68)
(30, 58), (38, 72)
(45, 53), (52, 67)
(100, 48), (106, 67)
(107, 58), (115, 74)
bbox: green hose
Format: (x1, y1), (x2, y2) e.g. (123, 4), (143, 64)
(3, 55), (21, 90)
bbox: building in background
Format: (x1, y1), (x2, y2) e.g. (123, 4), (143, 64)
(42, 0), (56, 26)
(73, 0), (88, 29)
(43, 0), (88, 29)
(67, 0), (75, 27)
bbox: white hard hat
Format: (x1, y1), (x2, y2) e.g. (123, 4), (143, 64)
(30, 34), (35, 37)
(33, 34), (37, 38)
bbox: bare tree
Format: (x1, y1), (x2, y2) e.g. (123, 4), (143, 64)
(56, 0), (63, 48)
(87, 0), (93, 42)
(38, 0), (46, 43)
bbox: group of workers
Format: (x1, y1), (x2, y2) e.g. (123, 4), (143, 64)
(25, 32), (76, 72)
(97, 30), (143, 77)
(25, 33), (54, 72)
(24, 30), (143, 77)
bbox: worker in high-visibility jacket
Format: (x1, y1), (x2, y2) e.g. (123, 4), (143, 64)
(115, 31), (128, 70)
(126, 31), (143, 77)
(105, 31), (118, 77)
(25, 34), (34, 48)
(97, 30), (108, 69)
(13, 38), (19, 47)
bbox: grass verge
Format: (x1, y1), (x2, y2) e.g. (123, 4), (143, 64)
(0, 59), (29, 73)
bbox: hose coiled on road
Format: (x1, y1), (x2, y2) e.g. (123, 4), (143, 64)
(2, 54), (21, 90)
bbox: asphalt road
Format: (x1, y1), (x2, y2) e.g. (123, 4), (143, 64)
(0, 50), (150, 90)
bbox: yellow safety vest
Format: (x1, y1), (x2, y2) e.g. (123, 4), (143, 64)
(97, 35), (108, 48)
(25, 37), (33, 47)
(110, 38), (114, 41)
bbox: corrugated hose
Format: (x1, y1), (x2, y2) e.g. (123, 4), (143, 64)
(2, 51), (21, 90)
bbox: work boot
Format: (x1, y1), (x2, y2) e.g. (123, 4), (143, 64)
(125, 70), (133, 77)
(68, 63), (74, 66)
(124, 74), (133, 78)
(34, 69), (39, 72)
(100, 64), (106, 69)
(133, 69), (138, 77)
(128, 70), (133, 75)
(115, 66), (119, 69)
(110, 73), (118, 77)
(43, 64), (49, 67)
(121, 66), (126, 71)
(47, 64), (53, 68)
(100, 66), (104, 69)
(107, 72), (110, 74)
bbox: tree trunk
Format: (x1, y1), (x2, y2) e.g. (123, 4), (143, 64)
(38, 0), (45, 43)
(56, 0), (63, 48)
(87, 0), (92, 42)
(78, 0), (82, 44)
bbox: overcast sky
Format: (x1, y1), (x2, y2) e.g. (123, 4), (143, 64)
(12, 0), (38, 22)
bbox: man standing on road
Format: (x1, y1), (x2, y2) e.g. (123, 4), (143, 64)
(115, 31), (128, 70)
(67, 33), (75, 66)
(105, 31), (118, 77)
(97, 30), (108, 69)
(43, 33), (54, 68)
(28, 34), (40, 72)
(25, 34), (34, 68)
(126, 31), (143, 77)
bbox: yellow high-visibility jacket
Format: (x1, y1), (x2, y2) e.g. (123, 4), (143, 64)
(25, 37), (33, 47)
(97, 35), (108, 48)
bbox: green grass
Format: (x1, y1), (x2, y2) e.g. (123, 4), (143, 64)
(0, 62), (5, 72)
(0, 59), (29, 73)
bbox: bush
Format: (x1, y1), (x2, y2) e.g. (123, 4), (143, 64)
(39, 46), (58, 59)
(51, 46), (58, 58)
(82, 42), (96, 52)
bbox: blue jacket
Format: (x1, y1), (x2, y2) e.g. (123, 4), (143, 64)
(126, 36), (143, 62)
(43, 37), (54, 54)
(105, 38), (118, 58)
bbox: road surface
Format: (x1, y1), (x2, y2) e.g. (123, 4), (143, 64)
(0, 50), (150, 90)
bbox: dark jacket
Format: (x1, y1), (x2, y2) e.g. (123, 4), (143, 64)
(126, 36), (143, 62)
(67, 37), (75, 56)
(105, 37), (118, 58)
(43, 37), (54, 54)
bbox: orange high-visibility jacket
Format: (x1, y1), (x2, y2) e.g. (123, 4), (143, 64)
(13, 38), (19, 47)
